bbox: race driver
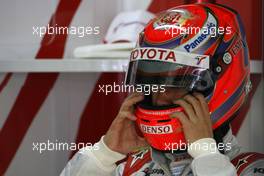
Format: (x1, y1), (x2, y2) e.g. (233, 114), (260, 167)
(61, 3), (264, 176)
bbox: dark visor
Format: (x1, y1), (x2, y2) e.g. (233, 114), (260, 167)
(125, 60), (214, 92)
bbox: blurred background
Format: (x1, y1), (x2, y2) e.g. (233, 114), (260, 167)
(0, 0), (263, 175)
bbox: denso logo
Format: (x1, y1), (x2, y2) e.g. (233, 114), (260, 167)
(141, 124), (173, 134)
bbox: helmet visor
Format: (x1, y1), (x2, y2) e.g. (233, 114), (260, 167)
(125, 48), (214, 92)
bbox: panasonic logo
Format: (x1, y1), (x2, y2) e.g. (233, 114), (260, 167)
(182, 13), (217, 53)
(141, 124), (173, 134)
(184, 33), (209, 52)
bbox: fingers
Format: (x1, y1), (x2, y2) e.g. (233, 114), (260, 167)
(122, 93), (144, 110)
(173, 93), (210, 122)
(117, 93), (143, 122)
(170, 93), (213, 143)
(193, 92), (212, 127)
(171, 93), (213, 143)
(183, 94), (204, 120)
(119, 111), (136, 121)
(170, 111), (189, 128)
(127, 92), (143, 99)
(193, 92), (209, 114)
(172, 93), (211, 126)
(173, 99), (197, 123)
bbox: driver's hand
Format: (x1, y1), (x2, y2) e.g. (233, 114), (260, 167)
(104, 93), (148, 154)
(170, 93), (213, 144)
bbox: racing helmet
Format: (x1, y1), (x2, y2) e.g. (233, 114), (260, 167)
(125, 3), (251, 151)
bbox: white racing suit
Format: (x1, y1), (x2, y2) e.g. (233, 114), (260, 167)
(61, 130), (264, 176)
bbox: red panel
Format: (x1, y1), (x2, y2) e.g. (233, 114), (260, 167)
(0, 0), (82, 174)
(73, 73), (127, 155)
